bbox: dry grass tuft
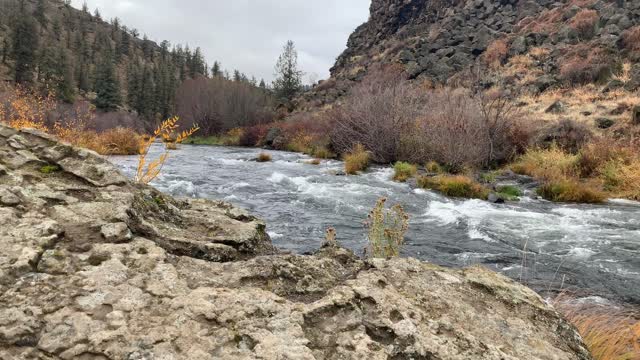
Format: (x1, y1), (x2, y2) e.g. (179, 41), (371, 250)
(554, 297), (640, 360)
(537, 179), (606, 203)
(418, 175), (490, 199)
(512, 147), (580, 180)
(344, 143), (370, 175)
(257, 152), (272, 162)
(393, 162), (417, 182)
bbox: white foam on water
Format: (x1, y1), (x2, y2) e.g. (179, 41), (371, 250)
(567, 247), (597, 260)
(217, 182), (251, 193)
(608, 198), (640, 206)
(268, 172), (288, 183)
(215, 158), (248, 166)
(268, 231), (284, 239)
(165, 180), (198, 197)
(468, 227), (495, 242)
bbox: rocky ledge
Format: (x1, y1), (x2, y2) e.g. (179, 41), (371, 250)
(0, 125), (591, 359)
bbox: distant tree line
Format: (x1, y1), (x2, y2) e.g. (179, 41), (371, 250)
(1, 0), (305, 133)
(0, 0), (271, 128)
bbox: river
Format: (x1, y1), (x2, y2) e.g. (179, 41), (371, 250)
(111, 144), (640, 304)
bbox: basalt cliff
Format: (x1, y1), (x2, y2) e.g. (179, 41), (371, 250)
(0, 125), (592, 359)
(301, 0), (640, 109)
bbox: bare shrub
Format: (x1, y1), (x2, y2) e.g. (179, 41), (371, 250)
(622, 26), (640, 52)
(535, 119), (593, 154)
(559, 47), (614, 86)
(569, 9), (599, 39)
(484, 39), (509, 69)
(175, 76), (275, 136)
(330, 66), (425, 163)
(330, 66), (524, 169)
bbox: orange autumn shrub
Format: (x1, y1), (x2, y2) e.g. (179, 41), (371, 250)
(0, 87), (54, 132)
(136, 117), (198, 184)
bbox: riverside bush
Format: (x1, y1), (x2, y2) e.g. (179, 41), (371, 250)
(393, 162), (417, 182)
(537, 179), (605, 203)
(344, 144), (370, 175)
(418, 175), (490, 199)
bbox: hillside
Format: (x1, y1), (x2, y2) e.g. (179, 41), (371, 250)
(301, 0), (640, 108)
(0, 0), (208, 125)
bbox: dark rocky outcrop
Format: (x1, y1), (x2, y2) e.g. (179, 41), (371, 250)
(0, 125), (592, 359)
(300, 0), (640, 109)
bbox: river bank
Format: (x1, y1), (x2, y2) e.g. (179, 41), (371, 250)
(111, 144), (640, 306)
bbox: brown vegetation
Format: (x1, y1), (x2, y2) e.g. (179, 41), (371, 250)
(344, 144), (370, 175)
(175, 76), (274, 136)
(484, 39), (509, 69)
(417, 175), (490, 199)
(569, 9), (599, 39)
(257, 152), (272, 162)
(365, 197), (409, 258)
(555, 297), (640, 360)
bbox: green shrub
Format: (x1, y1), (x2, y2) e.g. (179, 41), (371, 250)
(418, 175), (490, 200)
(537, 180), (606, 203)
(40, 165), (61, 174)
(344, 144), (370, 175)
(425, 161), (442, 173)
(496, 185), (522, 200)
(365, 197), (409, 258)
(393, 162), (417, 182)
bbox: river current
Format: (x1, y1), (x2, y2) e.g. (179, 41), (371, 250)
(111, 144), (640, 304)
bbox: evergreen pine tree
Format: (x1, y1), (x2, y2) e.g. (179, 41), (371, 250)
(56, 48), (75, 103)
(94, 54), (121, 111)
(1, 38), (9, 64)
(273, 40), (303, 103)
(34, 0), (48, 29)
(12, 2), (39, 84)
(259, 79), (266, 89)
(211, 61), (221, 77)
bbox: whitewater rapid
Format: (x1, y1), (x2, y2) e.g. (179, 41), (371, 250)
(111, 144), (640, 304)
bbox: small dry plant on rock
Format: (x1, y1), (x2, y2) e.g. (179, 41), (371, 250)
(136, 116), (198, 184)
(365, 198), (409, 258)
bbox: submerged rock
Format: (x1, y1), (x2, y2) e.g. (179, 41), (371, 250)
(0, 125), (592, 359)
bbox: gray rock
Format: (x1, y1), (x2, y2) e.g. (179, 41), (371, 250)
(595, 117), (616, 129)
(510, 36), (527, 55)
(488, 193), (506, 204)
(632, 105), (640, 125)
(100, 222), (133, 243)
(545, 100), (568, 114)
(0, 187), (20, 206)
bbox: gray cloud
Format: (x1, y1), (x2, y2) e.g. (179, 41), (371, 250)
(72, 0), (371, 83)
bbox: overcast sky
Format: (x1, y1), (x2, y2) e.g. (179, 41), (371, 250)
(70, 0), (371, 84)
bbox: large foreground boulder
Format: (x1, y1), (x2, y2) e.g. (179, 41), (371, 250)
(0, 125), (591, 359)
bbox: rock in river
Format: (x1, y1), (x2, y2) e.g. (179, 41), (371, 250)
(0, 125), (592, 359)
